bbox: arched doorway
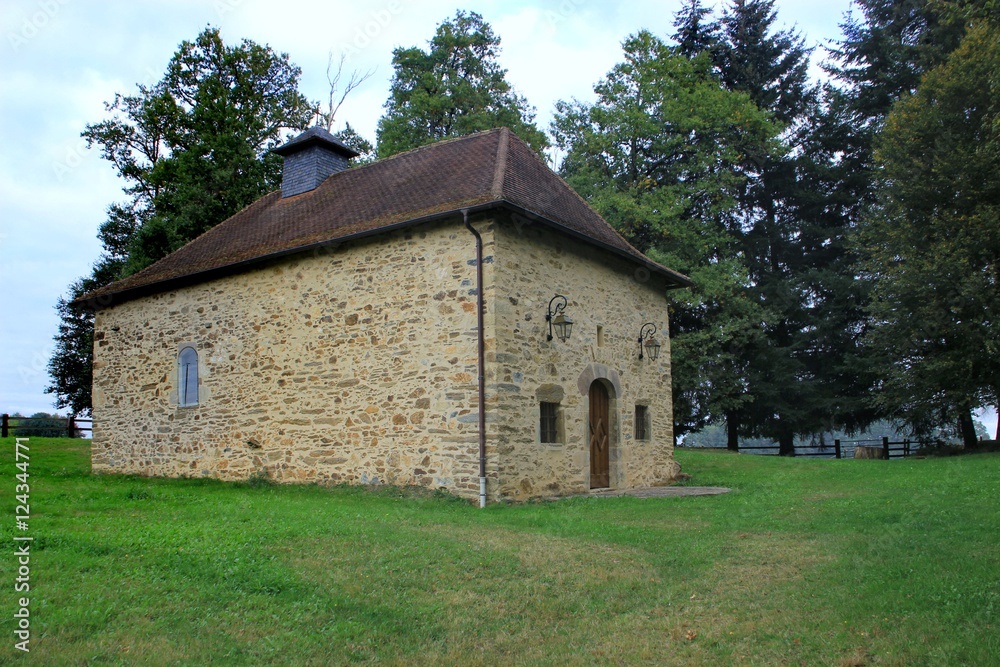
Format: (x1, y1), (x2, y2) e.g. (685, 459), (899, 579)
(589, 380), (610, 488)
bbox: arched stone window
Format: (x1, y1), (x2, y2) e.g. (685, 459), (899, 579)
(178, 346), (199, 406)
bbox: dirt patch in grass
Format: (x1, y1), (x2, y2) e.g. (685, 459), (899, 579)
(708, 533), (833, 596)
(281, 524), (682, 665)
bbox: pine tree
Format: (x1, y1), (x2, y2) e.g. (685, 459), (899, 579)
(821, 0), (969, 249)
(672, 0), (720, 60)
(713, 0), (823, 453)
(828, 0), (965, 130)
(825, 0), (988, 441)
(718, 0), (814, 125)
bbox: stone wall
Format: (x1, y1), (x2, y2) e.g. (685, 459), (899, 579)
(488, 212), (678, 500)
(92, 217), (497, 499)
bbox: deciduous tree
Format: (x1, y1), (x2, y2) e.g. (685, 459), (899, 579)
(376, 11), (547, 158)
(47, 28), (312, 414)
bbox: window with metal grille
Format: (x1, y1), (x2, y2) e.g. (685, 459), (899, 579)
(540, 402), (559, 443)
(635, 405), (649, 440)
(178, 346), (199, 406)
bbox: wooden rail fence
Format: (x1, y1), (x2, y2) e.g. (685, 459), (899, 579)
(1, 414), (92, 438)
(734, 436), (913, 459)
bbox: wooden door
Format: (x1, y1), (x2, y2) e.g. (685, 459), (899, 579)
(589, 381), (610, 488)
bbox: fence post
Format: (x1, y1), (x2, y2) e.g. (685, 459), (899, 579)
(1, 414), (7, 438)
(834, 439), (841, 459)
(882, 436), (890, 460)
(67, 415), (76, 439)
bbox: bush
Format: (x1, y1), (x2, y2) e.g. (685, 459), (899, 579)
(12, 412), (68, 438)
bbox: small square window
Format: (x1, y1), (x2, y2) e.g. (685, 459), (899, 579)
(540, 402), (559, 444)
(635, 405), (650, 441)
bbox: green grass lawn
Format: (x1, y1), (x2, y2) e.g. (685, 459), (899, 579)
(0, 438), (997, 666)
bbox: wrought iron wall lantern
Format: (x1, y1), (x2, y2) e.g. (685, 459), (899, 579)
(546, 294), (574, 342)
(638, 322), (661, 360)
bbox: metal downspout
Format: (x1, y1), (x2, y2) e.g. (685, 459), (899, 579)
(463, 210), (488, 508)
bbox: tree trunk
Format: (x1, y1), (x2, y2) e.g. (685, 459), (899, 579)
(726, 411), (739, 452)
(958, 406), (977, 448)
(778, 430), (795, 457)
(994, 392), (1000, 441)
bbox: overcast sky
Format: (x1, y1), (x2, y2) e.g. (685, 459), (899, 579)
(0, 0), (995, 435)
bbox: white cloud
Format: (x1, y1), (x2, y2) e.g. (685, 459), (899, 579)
(492, 4), (624, 130)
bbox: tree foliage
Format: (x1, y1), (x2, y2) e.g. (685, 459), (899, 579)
(672, 0), (720, 60)
(13, 413), (69, 438)
(335, 122), (376, 165)
(828, 0), (966, 129)
(712, 0), (822, 453)
(819, 0), (970, 249)
(46, 252), (135, 416)
(717, 0), (814, 126)
(822, 0), (996, 444)
(860, 17), (1000, 443)
(376, 11), (548, 158)
(670, 0), (846, 452)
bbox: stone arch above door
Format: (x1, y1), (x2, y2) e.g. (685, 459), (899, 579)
(577, 363), (622, 398)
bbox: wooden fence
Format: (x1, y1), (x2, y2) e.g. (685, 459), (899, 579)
(1, 414), (92, 438)
(735, 436), (913, 459)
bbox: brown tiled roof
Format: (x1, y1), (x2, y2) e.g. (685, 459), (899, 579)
(78, 128), (691, 308)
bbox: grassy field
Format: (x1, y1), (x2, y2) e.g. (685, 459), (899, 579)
(0, 438), (997, 666)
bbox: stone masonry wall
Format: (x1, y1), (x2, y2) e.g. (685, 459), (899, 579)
(92, 217), (498, 500)
(92, 211), (679, 503)
(489, 213), (679, 500)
